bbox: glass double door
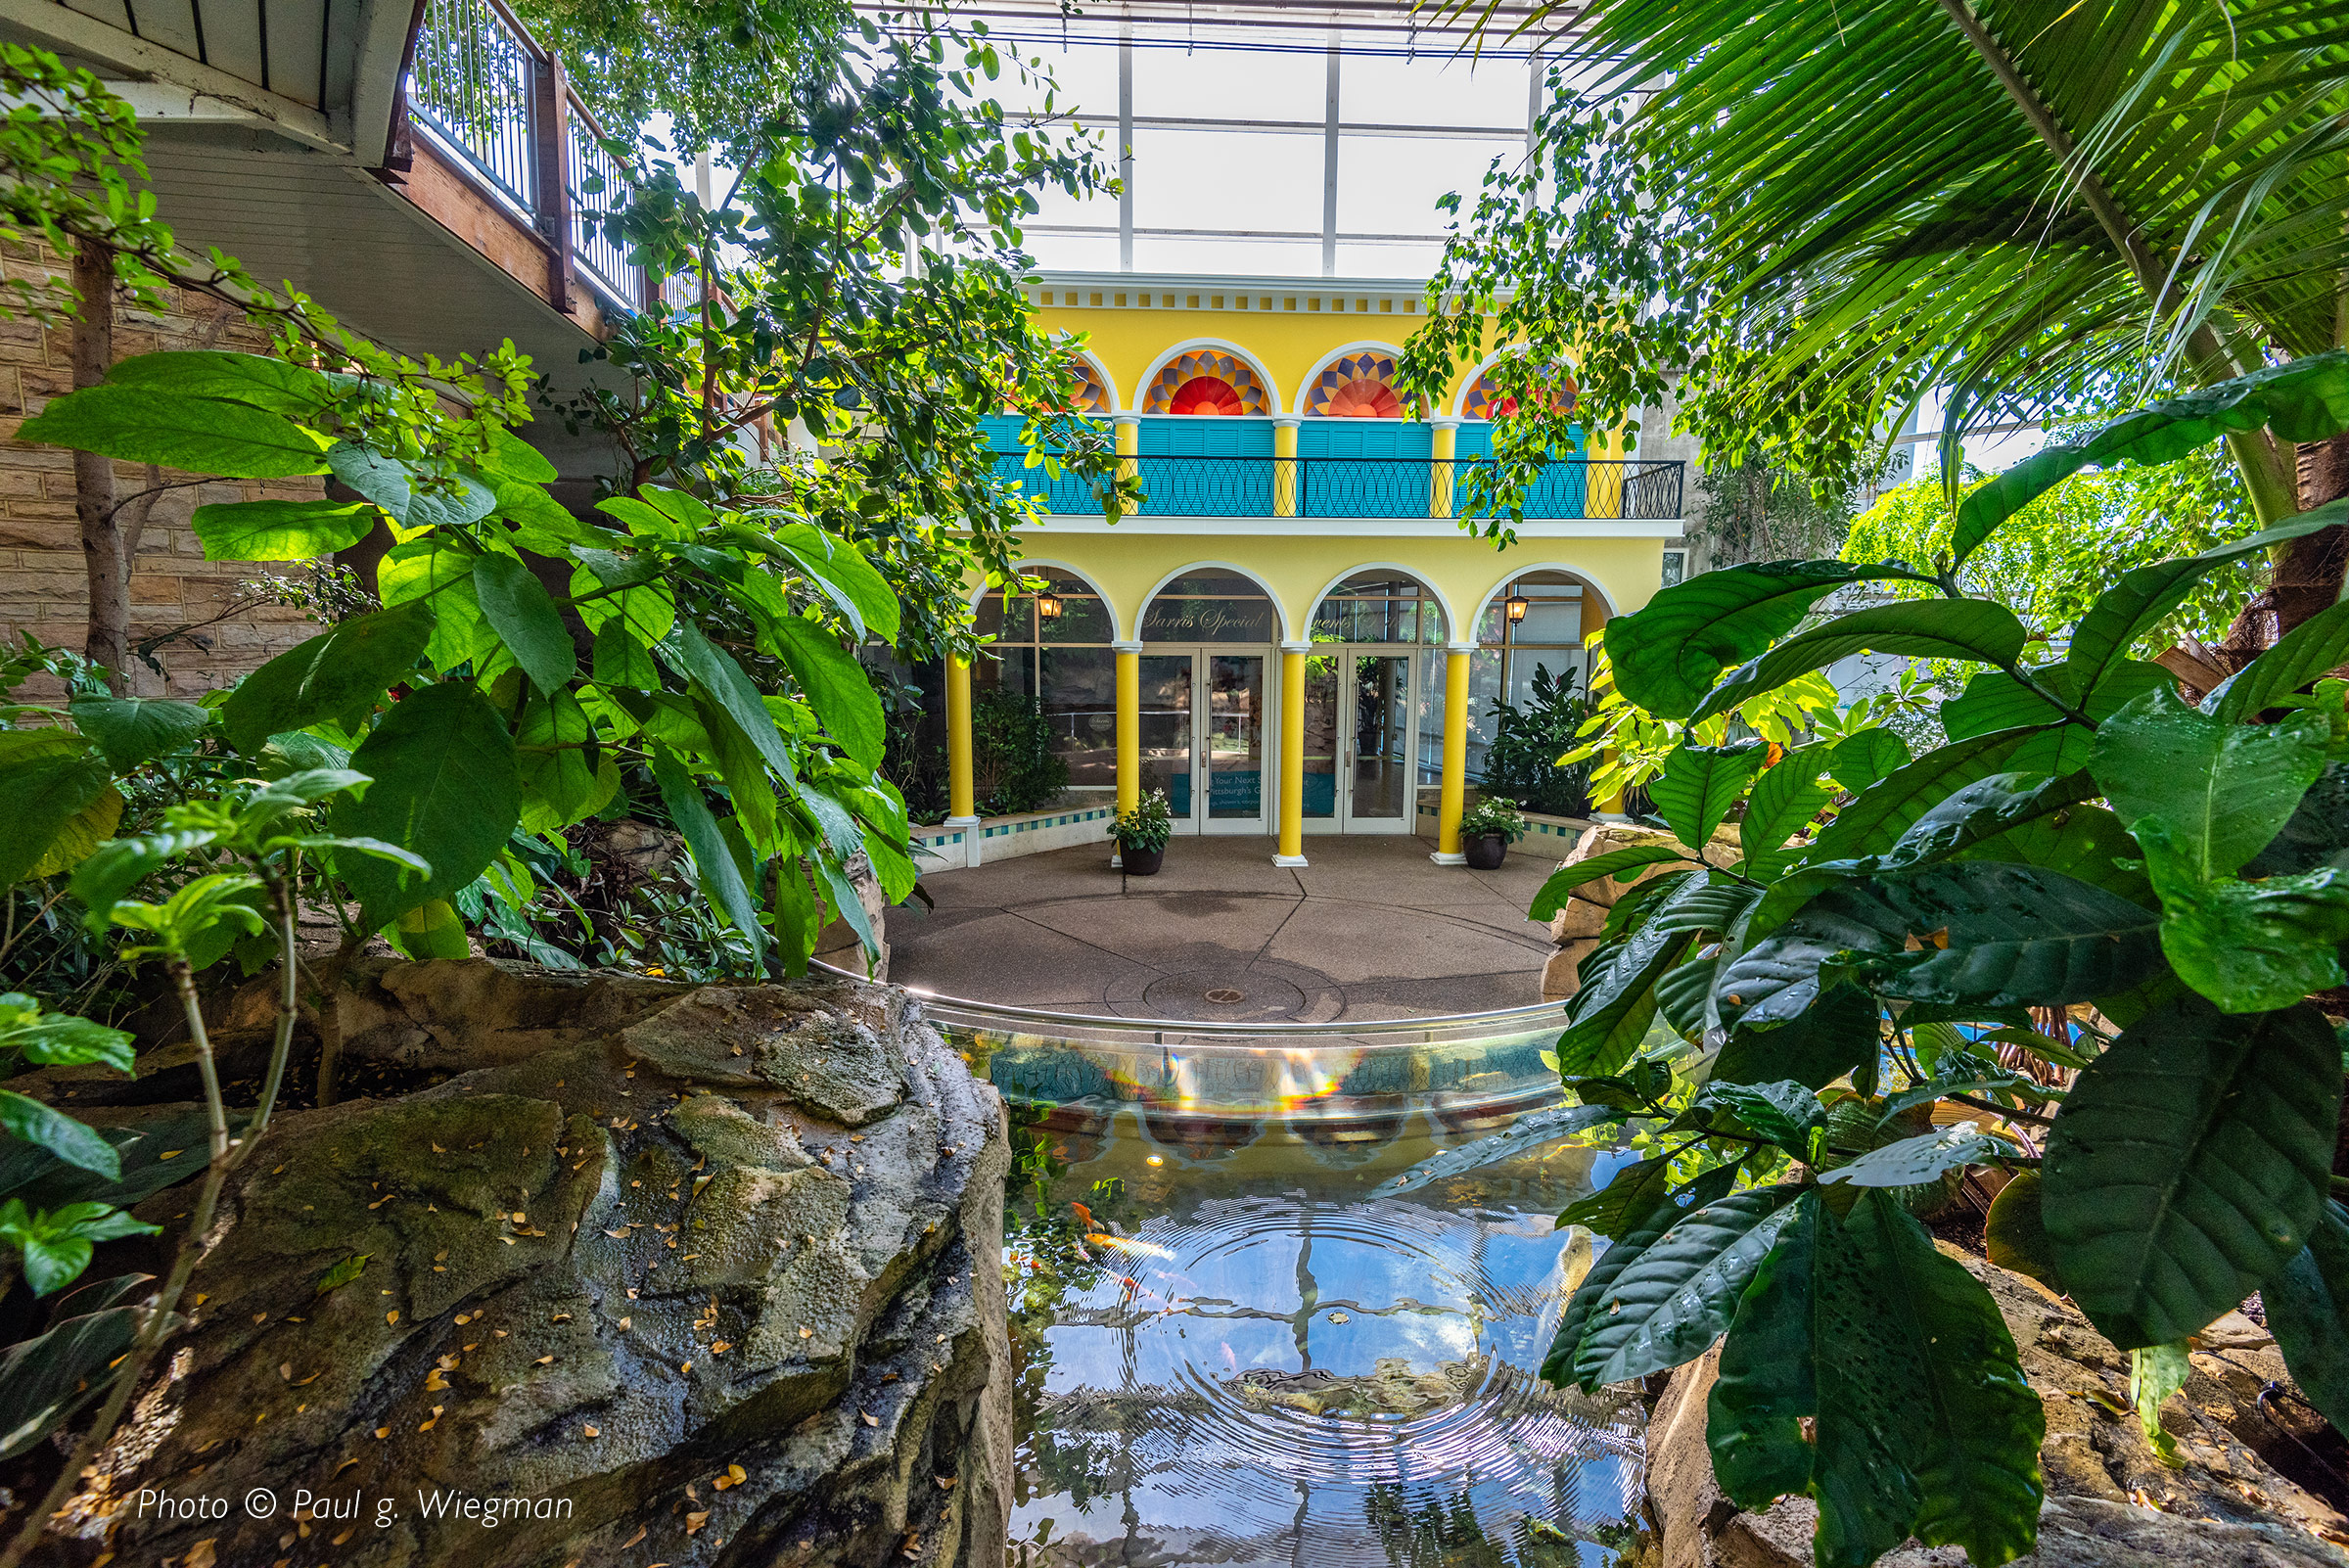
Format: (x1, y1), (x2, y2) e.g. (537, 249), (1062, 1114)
(1137, 649), (1269, 833)
(1302, 649), (1416, 833)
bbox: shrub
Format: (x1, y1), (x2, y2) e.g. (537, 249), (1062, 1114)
(1480, 663), (1594, 817)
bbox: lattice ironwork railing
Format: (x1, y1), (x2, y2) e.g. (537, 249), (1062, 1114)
(990, 453), (1685, 521)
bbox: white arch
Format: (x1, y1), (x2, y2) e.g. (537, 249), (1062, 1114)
(970, 558), (1121, 623)
(1293, 340), (1409, 416)
(1071, 347), (1124, 415)
(1132, 559), (1292, 643)
(1450, 344), (1584, 420)
(1466, 562), (1620, 639)
(1304, 562), (1458, 645)
(1134, 338), (1284, 419)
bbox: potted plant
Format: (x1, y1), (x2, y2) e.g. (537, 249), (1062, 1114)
(1459, 796), (1527, 870)
(1110, 789), (1174, 875)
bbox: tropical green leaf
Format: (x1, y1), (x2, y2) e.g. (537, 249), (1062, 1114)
(1691, 600), (2030, 724)
(1740, 748), (1840, 881)
(2064, 502), (2349, 691)
(377, 535), (484, 669)
(1941, 662), (2168, 743)
(1650, 741), (1767, 853)
(2140, 831), (2349, 1013)
(67, 697), (210, 773)
(0, 733), (112, 889)
(1684, 1081), (1823, 1155)
(650, 748), (765, 970)
(1603, 560), (1917, 719)
(1556, 916), (1692, 1076)
(1956, 353), (2349, 565)
(189, 497), (375, 562)
(481, 426), (557, 483)
(19, 385), (331, 478)
(0, 999), (132, 1074)
(104, 348), (335, 414)
(1984, 1171), (2063, 1293)
(1528, 844), (1688, 921)
(0, 1291), (140, 1458)
(1798, 727), (2065, 867)
(1654, 952), (1718, 1038)
(471, 552), (576, 694)
(68, 829), (220, 927)
(334, 683), (518, 925)
(515, 690), (616, 834)
(2267, 1202), (2349, 1438)
(659, 621), (799, 784)
(2043, 995), (2340, 1348)
(762, 520), (900, 641)
(1574, 1184), (1802, 1387)
(1826, 728), (1909, 795)
(1555, 1156), (1676, 1241)
(1711, 984), (1879, 1090)
(326, 443), (495, 531)
(221, 601), (434, 755)
(1817, 1125), (2012, 1186)
(0, 1093), (117, 1179)
(1813, 770), (2098, 879)
(2244, 763), (2349, 877)
(387, 898), (469, 960)
(1373, 1104), (1625, 1197)
(2091, 687), (2329, 880)
(2216, 598), (2349, 722)
(769, 618), (885, 768)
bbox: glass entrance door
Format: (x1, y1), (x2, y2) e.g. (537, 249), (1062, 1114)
(1298, 647), (1417, 834)
(1141, 649), (1270, 834)
(1346, 654), (1413, 830)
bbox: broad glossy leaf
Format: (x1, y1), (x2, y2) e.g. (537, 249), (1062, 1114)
(2268, 1203), (2349, 1437)
(326, 443), (494, 531)
(1942, 662), (2167, 742)
(2091, 687), (2328, 879)
(222, 601), (434, 755)
(1547, 1163), (1740, 1387)
(1958, 802), (2151, 909)
(2141, 835), (2349, 1012)
(1984, 1171), (2064, 1293)
(2216, 598), (2349, 722)
(1740, 748), (1839, 881)
(2244, 763), (2349, 877)
(0, 734), (112, 888)
(1685, 1080), (1822, 1154)
(472, 552), (576, 694)
(769, 618), (885, 769)
(1822, 770), (2097, 877)
(0, 1092), (116, 1179)
(1374, 1104), (1623, 1197)
(1692, 600), (2029, 724)
(378, 536), (484, 669)
(0, 1295), (138, 1458)
(104, 348), (334, 414)
(1603, 559), (1913, 719)
(190, 498), (375, 562)
(1650, 742), (1767, 852)
(658, 621), (799, 784)
(19, 386), (330, 478)
(1711, 984), (1879, 1090)
(817, 856), (879, 966)
(1818, 1124), (2010, 1186)
(762, 520), (900, 642)
(1528, 844), (1687, 922)
(2044, 995), (2339, 1348)
(1654, 952), (1718, 1038)
(334, 682), (517, 925)
(1799, 727), (2063, 866)
(387, 898), (468, 961)
(1955, 350), (2349, 566)
(1555, 1156), (1677, 1241)
(1650, 879), (1759, 936)
(481, 425), (557, 483)
(1826, 727), (1909, 794)
(68, 828), (220, 925)
(2065, 502), (2349, 692)
(516, 690), (616, 834)
(68, 697), (210, 772)
(1574, 1185), (1802, 1387)
(1556, 915), (1692, 1076)
(1720, 862), (2160, 1026)
(650, 748), (765, 970)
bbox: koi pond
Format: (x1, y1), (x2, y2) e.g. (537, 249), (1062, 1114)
(994, 1099), (1642, 1567)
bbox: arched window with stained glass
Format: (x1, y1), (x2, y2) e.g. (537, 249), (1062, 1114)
(1141, 347), (1272, 417)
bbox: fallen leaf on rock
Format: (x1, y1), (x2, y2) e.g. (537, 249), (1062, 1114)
(583, 1425), (599, 1438)
(861, 1411), (879, 1427)
(685, 1512), (709, 1535)
(386, 1311), (399, 1326)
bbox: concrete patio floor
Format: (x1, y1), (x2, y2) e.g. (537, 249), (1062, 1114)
(890, 834), (1560, 1022)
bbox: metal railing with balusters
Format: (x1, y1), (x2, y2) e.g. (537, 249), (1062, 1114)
(403, 0), (647, 312)
(990, 452), (1685, 522)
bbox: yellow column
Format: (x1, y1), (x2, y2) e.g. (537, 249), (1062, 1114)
(1114, 639), (1141, 817)
(1272, 416), (1300, 519)
(944, 655), (979, 866)
(1431, 643), (1473, 865)
(1274, 642), (1309, 866)
(1113, 414), (1140, 508)
(1429, 418), (1458, 519)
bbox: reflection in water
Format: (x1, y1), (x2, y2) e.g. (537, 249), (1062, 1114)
(1005, 1105), (1642, 1567)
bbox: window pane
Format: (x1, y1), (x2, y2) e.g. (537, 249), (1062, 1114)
(1134, 234), (1321, 274)
(1038, 593), (1114, 644)
(1342, 53), (1528, 129)
(1133, 45), (1325, 122)
(1513, 598), (1582, 645)
(1040, 647), (1118, 789)
(1132, 127), (1322, 234)
(1335, 134), (1520, 238)
(990, 40), (1123, 119)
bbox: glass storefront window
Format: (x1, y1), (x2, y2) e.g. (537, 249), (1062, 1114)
(975, 576), (1115, 791)
(1463, 571), (1589, 784)
(1139, 573), (1276, 643)
(1309, 573), (1445, 645)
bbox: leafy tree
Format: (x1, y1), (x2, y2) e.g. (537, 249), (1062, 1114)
(1389, 351), (2349, 1567)
(1479, 663), (1594, 817)
(1400, 0), (2349, 634)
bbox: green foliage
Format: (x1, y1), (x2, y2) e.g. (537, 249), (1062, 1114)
(1477, 663), (1592, 816)
(1375, 358), (2349, 1566)
(1108, 790), (1173, 856)
(1459, 796), (1528, 841)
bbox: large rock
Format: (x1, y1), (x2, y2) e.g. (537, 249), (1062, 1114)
(1644, 1249), (2349, 1568)
(62, 961), (1009, 1568)
(1542, 823), (1738, 1000)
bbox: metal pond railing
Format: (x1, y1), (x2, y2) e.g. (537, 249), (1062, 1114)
(884, 980), (1571, 1124)
(403, 0), (648, 312)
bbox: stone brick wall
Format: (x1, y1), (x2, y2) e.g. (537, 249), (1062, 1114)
(0, 239), (328, 697)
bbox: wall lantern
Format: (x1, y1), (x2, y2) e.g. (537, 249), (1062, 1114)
(1036, 589), (1064, 622)
(1503, 592), (1530, 625)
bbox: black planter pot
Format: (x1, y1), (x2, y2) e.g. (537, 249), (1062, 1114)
(1463, 833), (1508, 871)
(1121, 844), (1166, 876)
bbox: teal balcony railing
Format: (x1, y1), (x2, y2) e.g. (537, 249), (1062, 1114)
(990, 451), (1684, 521)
